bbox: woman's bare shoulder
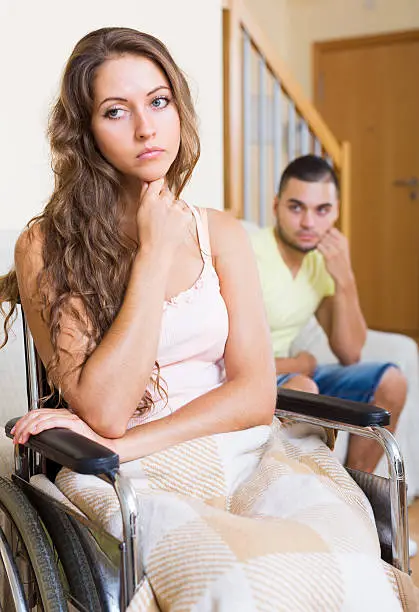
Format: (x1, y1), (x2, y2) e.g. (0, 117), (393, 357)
(14, 223), (45, 294)
(15, 223), (44, 268)
(203, 208), (247, 254)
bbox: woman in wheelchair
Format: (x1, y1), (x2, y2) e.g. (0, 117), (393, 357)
(1, 26), (418, 610)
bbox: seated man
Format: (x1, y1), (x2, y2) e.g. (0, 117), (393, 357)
(250, 154), (407, 475)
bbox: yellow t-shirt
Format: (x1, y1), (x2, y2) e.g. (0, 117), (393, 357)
(250, 227), (335, 357)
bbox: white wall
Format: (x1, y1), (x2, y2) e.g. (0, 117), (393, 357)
(0, 0), (223, 232)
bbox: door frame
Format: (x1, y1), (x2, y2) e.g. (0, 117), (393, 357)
(312, 29), (419, 338)
(313, 29), (419, 105)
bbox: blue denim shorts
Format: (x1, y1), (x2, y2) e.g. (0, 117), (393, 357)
(277, 362), (397, 404)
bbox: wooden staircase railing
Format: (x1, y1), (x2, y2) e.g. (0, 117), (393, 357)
(223, 0), (351, 238)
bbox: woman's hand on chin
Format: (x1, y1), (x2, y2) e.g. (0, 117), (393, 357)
(10, 408), (116, 452)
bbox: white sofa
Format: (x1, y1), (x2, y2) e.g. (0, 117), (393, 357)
(1, 228), (419, 501)
(291, 317), (419, 501)
(241, 221), (419, 501)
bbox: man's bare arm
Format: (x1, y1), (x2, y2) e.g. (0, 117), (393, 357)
(316, 229), (367, 364)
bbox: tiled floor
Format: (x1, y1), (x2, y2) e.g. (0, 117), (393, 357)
(409, 497), (419, 584)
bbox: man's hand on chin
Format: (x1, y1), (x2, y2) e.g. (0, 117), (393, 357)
(317, 228), (355, 288)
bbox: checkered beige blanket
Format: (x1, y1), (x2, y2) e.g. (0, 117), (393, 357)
(56, 419), (419, 611)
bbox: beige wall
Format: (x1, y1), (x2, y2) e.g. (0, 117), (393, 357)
(244, 0), (419, 98)
(244, 0), (290, 62)
(288, 0), (419, 97)
(0, 0), (223, 231)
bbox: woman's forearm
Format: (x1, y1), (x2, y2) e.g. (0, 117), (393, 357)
(111, 376), (276, 462)
(71, 248), (171, 436)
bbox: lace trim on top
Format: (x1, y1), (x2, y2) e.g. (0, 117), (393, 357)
(164, 205), (216, 309)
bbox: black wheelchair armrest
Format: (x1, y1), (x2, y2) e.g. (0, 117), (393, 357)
(276, 388), (390, 427)
(5, 417), (119, 475)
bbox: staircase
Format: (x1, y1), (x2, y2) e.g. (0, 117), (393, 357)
(223, 0), (351, 238)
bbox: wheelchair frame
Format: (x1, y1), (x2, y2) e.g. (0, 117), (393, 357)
(0, 309), (410, 611)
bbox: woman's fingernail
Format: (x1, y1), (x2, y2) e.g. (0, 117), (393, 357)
(10, 426), (15, 434)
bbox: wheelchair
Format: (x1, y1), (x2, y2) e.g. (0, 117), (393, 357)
(0, 307), (411, 611)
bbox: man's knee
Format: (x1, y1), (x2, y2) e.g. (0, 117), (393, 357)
(375, 366), (407, 418)
(283, 374), (319, 394)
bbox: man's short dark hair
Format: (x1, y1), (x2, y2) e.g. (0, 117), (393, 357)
(277, 154), (339, 197)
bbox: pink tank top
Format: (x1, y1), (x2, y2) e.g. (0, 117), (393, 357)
(128, 205), (229, 427)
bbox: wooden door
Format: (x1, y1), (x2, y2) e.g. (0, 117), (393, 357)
(314, 31), (419, 341)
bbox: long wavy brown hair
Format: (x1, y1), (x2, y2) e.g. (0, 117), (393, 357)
(0, 27), (200, 413)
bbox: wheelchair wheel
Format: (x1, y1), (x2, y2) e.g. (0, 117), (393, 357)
(34, 499), (102, 611)
(0, 477), (66, 612)
(68, 516), (121, 612)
